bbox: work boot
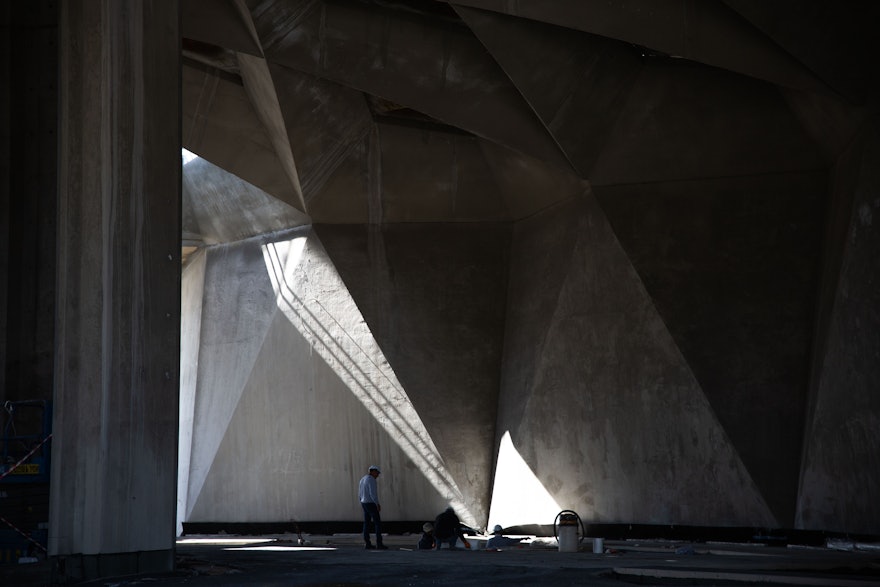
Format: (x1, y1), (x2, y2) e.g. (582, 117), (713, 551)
(364, 543), (375, 549)
(377, 544), (389, 550)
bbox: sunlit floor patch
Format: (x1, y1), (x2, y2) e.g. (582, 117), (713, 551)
(228, 545), (336, 552)
(178, 537), (274, 546)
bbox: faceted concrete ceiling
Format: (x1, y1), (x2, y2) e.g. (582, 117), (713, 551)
(180, 0), (877, 244)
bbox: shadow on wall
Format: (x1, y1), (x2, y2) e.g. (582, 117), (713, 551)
(261, 237), (476, 526)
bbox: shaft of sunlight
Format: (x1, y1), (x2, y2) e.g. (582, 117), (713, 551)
(261, 237), (475, 526)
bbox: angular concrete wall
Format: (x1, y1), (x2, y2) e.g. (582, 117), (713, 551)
(317, 222), (511, 526)
(180, 226), (507, 528)
(178, 250), (207, 536)
(797, 120), (880, 535)
(595, 173), (824, 528)
(4, 5), (879, 586)
(494, 192), (775, 528)
(174, 1), (880, 539)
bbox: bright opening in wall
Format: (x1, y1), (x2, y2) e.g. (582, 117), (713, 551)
(182, 148), (199, 166)
(487, 430), (561, 530)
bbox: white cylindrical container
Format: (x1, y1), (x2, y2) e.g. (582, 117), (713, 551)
(592, 537), (604, 554)
(557, 516), (578, 552)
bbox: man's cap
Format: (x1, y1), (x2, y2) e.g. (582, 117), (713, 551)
(492, 524), (503, 534)
(369, 465), (381, 473)
(423, 522), (433, 532)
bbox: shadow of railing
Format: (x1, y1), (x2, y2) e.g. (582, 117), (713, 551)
(262, 238), (474, 525)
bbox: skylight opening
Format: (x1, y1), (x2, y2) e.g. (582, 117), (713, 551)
(182, 148), (199, 166)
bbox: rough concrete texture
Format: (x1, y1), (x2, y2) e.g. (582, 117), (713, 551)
(498, 192), (775, 527)
(3, 2), (880, 583)
(176, 0), (878, 536)
(797, 121), (880, 535)
(455, 5), (643, 177)
(267, 62), (373, 204)
(182, 234), (282, 523)
(308, 121), (586, 224)
(595, 171), (825, 527)
(178, 250), (207, 536)
(183, 60), (301, 210)
(182, 153), (309, 245)
(316, 222), (511, 525)
(589, 59), (825, 185)
(182, 0), (262, 57)
(450, 0), (829, 94)
(248, 0), (572, 171)
(180, 228), (497, 527)
(50, 0), (180, 564)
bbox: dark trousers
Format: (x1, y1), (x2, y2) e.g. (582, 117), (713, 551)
(361, 502), (383, 545)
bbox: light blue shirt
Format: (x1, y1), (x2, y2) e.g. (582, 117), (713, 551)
(358, 474), (379, 504)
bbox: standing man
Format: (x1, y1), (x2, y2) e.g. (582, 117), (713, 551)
(358, 465), (387, 549)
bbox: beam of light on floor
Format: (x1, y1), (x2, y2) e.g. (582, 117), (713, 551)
(178, 538), (274, 545)
(487, 431), (561, 530)
(261, 236), (475, 527)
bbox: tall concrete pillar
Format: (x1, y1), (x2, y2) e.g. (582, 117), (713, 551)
(51, 0), (180, 581)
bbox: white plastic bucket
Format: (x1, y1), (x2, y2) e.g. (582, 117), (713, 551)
(558, 523), (578, 552)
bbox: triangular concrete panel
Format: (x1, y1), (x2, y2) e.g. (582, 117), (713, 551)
(499, 192), (776, 526)
(314, 223), (511, 526)
(183, 0), (262, 57)
(594, 172), (825, 525)
(249, 0), (572, 171)
(182, 61), (301, 209)
(478, 136), (591, 221)
(450, 0), (824, 93)
(183, 153), (308, 245)
(456, 5), (642, 178)
(797, 124), (880, 535)
(185, 239), (282, 516)
(267, 63), (373, 205)
(309, 119), (530, 223)
(188, 310), (452, 522)
(589, 59), (825, 185)
(189, 231), (481, 524)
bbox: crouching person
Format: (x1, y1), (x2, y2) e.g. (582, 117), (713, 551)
(433, 507), (467, 550)
(417, 522), (435, 550)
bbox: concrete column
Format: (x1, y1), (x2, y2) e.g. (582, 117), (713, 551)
(51, 0), (180, 581)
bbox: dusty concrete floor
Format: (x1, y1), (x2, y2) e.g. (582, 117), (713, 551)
(2, 534), (879, 586)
